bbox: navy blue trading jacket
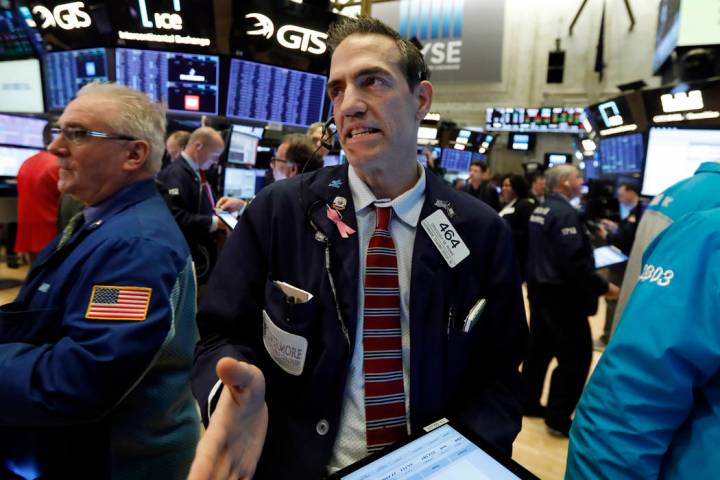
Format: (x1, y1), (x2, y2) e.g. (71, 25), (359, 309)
(526, 192), (608, 315)
(192, 164), (528, 479)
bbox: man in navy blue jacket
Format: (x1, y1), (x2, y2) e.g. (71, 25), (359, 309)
(0, 83), (199, 479)
(157, 127), (226, 284)
(190, 16), (527, 479)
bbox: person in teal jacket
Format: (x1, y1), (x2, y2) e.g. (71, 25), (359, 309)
(611, 161), (720, 334)
(565, 205), (720, 478)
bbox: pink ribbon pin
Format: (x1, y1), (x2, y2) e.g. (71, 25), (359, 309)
(326, 207), (356, 238)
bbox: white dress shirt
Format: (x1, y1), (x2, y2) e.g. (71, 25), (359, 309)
(327, 163), (426, 473)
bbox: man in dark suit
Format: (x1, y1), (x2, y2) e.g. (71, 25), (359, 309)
(189, 16), (527, 479)
(462, 160), (500, 211)
(157, 127), (226, 284)
(523, 164), (619, 437)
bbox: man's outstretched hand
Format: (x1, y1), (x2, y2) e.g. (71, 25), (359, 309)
(188, 358), (268, 480)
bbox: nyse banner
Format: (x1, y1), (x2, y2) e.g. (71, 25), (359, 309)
(373, 0), (505, 83)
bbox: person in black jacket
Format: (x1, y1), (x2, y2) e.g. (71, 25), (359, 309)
(522, 164), (619, 437)
(595, 182), (644, 347)
(499, 174), (535, 281)
(462, 160), (500, 211)
(156, 127), (227, 284)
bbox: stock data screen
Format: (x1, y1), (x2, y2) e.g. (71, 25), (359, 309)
(486, 107), (584, 132)
(441, 149), (473, 172)
(225, 58), (326, 128)
(45, 48), (109, 109)
(116, 49), (219, 115)
(597, 133), (644, 175)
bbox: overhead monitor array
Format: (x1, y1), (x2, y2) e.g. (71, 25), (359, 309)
(226, 58), (327, 128)
(486, 107), (584, 133)
(45, 48), (109, 110)
(115, 49), (220, 115)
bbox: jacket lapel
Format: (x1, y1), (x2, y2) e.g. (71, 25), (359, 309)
(306, 165), (360, 349)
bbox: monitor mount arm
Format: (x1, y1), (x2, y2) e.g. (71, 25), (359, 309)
(569, 0), (636, 36)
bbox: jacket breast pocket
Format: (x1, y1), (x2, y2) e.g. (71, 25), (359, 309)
(0, 302), (62, 345)
(262, 278), (321, 377)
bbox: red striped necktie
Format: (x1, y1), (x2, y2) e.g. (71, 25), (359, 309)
(363, 206), (407, 453)
(199, 169), (215, 209)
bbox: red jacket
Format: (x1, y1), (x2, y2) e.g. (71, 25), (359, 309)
(15, 150), (60, 253)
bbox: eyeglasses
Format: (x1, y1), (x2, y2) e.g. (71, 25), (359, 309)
(51, 127), (138, 143)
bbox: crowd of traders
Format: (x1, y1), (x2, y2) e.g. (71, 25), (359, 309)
(1, 14), (718, 480)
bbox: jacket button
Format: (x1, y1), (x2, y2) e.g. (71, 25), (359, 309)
(316, 419), (329, 436)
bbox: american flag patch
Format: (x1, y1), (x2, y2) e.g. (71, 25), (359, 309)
(85, 285), (152, 321)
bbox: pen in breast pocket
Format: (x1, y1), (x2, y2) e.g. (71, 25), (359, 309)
(462, 298), (487, 333)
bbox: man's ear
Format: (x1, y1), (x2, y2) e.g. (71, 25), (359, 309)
(414, 80), (433, 121)
(123, 140), (150, 172)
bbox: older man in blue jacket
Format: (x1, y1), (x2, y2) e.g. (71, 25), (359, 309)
(0, 83), (198, 479)
(189, 16), (528, 480)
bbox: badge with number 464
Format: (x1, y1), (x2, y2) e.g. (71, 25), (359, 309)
(421, 210), (469, 268)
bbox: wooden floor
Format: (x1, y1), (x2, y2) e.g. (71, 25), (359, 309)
(0, 262), (607, 479)
(511, 288), (607, 480)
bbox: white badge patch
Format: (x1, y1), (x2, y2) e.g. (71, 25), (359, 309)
(421, 209), (470, 268)
(262, 310), (308, 376)
(168, 188), (180, 196)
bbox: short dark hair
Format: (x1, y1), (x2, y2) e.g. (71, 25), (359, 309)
(528, 171), (546, 185)
(504, 174), (530, 199)
(282, 134), (322, 173)
(327, 16), (428, 91)
(618, 182), (640, 196)
(470, 160), (488, 172)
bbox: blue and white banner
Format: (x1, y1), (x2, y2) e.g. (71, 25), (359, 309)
(374, 0), (505, 83)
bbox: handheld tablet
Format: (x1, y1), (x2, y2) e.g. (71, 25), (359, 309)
(593, 245), (628, 269)
(326, 418), (539, 480)
(215, 209), (238, 230)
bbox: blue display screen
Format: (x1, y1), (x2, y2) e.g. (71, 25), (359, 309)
(45, 48), (109, 109)
(225, 58), (326, 128)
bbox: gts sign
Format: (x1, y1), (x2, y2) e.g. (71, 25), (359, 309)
(32, 2), (91, 30)
(245, 13), (327, 55)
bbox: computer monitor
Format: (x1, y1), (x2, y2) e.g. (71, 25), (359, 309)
(596, 133), (645, 176)
(0, 114), (46, 148)
(223, 167), (266, 199)
(544, 152), (572, 168)
(441, 149), (473, 172)
(231, 123), (264, 139)
(115, 48), (219, 115)
(0, 58), (44, 112)
(508, 132), (534, 151)
(45, 48), (109, 109)
(642, 127), (720, 197)
(0, 145), (39, 177)
(226, 129), (259, 166)
(225, 58), (327, 128)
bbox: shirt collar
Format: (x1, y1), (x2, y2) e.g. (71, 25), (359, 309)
(180, 151), (200, 173)
(349, 162), (426, 228)
(83, 180), (151, 225)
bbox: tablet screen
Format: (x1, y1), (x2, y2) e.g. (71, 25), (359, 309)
(215, 209), (238, 230)
(594, 245), (628, 269)
(335, 423), (531, 480)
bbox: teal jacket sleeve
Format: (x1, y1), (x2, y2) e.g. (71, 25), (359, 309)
(565, 210), (720, 479)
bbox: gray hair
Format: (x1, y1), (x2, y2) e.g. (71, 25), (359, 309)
(546, 164), (579, 192)
(76, 82), (166, 174)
